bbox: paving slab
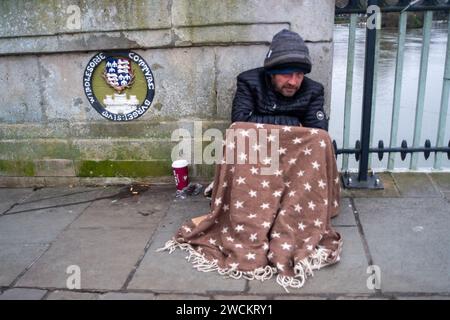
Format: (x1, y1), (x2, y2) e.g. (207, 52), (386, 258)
(274, 295), (327, 300)
(428, 173), (450, 192)
(0, 204), (88, 245)
(69, 186), (172, 229)
(214, 295), (268, 300)
(443, 192), (450, 201)
(98, 292), (156, 300)
(128, 199), (246, 294)
(0, 244), (48, 286)
(355, 198), (450, 293)
(46, 290), (98, 300)
(155, 294), (210, 300)
(396, 295), (450, 300)
(0, 188), (33, 214)
(391, 173), (440, 197)
(248, 227), (371, 295)
(341, 173), (400, 198)
(0, 288), (47, 300)
(8, 187), (119, 214)
(16, 228), (152, 291)
(332, 198), (357, 226)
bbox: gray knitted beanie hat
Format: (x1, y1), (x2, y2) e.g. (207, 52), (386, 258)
(264, 29), (312, 74)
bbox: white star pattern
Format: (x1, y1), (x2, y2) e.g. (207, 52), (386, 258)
(250, 167), (259, 175)
(229, 262), (239, 269)
(249, 190), (257, 197)
(282, 126), (291, 132)
(182, 226), (192, 233)
(235, 244), (243, 248)
(314, 219), (323, 228)
(289, 158), (297, 165)
(281, 242), (292, 251)
(304, 182), (312, 191)
(277, 263), (285, 271)
(221, 227), (228, 234)
(298, 222), (306, 231)
(223, 182), (228, 188)
(235, 224), (244, 232)
(226, 236), (234, 242)
(293, 137), (303, 144)
(272, 190), (282, 197)
(271, 232), (281, 239)
(334, 200), (339, 207)
(297, 170), (305, 177)
(246, 252), (256, 260)
(306, 245), (314, 251)
(230, 166), (235, 173)
(208, 238), (216, 245)
(263, 243), (269, 250)
(267, 134), (276, 142)
(303, 147), (312, 155)
(256, 123), (265, 129)
(261, 180), (270, 188)
(227, 141), (235, 149)
(294, 204), (303, 212)
(262, 157), (272, 165)
(318, 180), (326, 189)
(284, 181), (291, 188)
(288, 190), (296, 197)
(312, 161), (320, 170)
(239, 129), (250, 137)
(223, 204), (229, 211)
(278, 147), (287, 155)
(252, 144), (261, 152)
(319, 140), (326, 148)
(236, 176), (246, 185)
(247, 214), (257, 219)
(249, 233), (258, 242)
(260, 203), (270, 210)
(262, 221), (271, 228)
(239, 153), (247, 161)
(310, 129), (319, 135)
(308, 201), (316, 210)
(234, 201), (243, 209)
(215, 197), (222, 206)
(274, 169), (283, 177)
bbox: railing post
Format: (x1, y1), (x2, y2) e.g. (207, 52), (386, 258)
(434, 12), (450, 170)
(342, 0), (383, 189)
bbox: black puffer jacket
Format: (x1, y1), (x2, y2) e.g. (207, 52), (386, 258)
(231, 68), (328, 130)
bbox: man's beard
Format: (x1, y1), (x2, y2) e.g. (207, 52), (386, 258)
(280, 86), (298, 97)
(276, 84), (299, 97)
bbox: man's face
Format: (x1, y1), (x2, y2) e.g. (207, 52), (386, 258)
(271, 72), (304, 97)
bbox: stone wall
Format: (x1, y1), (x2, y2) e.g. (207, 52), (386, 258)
(0, 0), (335, 186)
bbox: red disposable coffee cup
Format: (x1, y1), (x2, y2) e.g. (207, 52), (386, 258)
(172, 159), (189, 191)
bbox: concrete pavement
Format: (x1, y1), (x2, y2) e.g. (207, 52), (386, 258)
(0, 172), (449, 300)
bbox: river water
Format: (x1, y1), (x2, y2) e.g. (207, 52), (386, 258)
(330, 22), (449, 170)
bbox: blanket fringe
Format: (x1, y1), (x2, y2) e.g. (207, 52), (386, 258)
(157, 239), (341, 292)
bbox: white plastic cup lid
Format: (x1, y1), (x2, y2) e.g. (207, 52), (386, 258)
(172, 159), (189, 168)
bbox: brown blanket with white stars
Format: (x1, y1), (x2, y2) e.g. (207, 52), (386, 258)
(158, 121), (343, 291)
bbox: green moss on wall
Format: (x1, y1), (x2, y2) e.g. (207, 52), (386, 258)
(76, 160), (172, 177)
(0, 160), (35, 176)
